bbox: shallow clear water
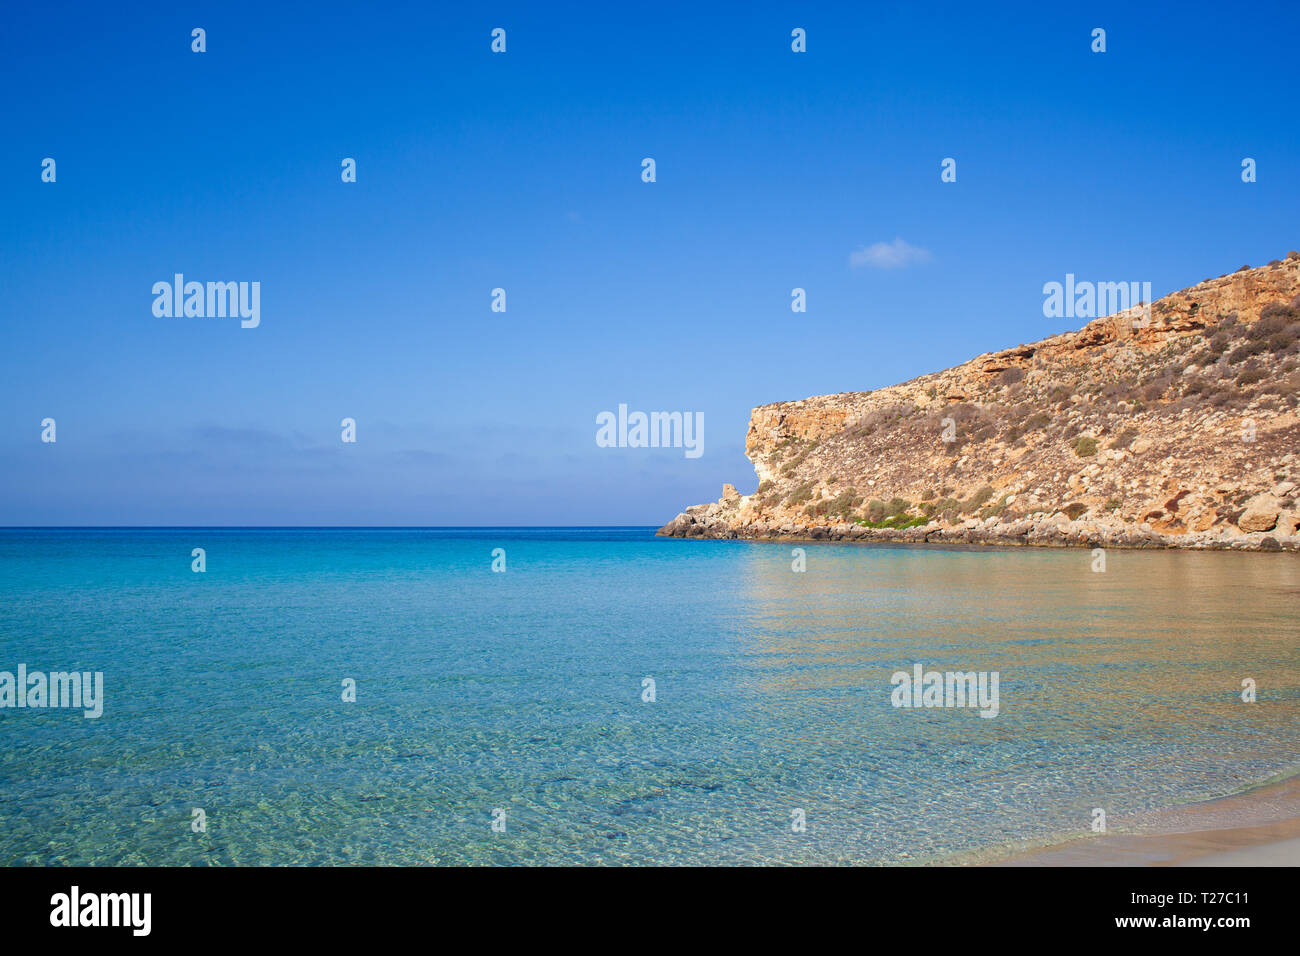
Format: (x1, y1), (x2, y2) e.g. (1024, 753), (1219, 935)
(0, 528), (1297, 865)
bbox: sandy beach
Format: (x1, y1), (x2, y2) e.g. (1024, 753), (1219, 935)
(990, 773), (1300, 866)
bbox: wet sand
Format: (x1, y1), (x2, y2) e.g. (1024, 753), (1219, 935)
(990, 773), (1300, 866)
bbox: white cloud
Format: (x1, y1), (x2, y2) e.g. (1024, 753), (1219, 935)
(850, 237), (932, 269)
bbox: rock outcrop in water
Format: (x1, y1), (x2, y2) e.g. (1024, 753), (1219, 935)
(660, 254), (1300, 551)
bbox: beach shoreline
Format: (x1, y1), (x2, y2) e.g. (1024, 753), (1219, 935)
(978, 771), (1300, 866)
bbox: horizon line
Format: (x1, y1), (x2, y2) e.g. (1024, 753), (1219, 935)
(0, 525), (663, 530)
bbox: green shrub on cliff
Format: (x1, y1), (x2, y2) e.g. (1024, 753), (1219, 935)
(980, 495), (1011, 520)
(828, 488), (859, 518)
(785, 482), (815, 506)
(963, 486), (994, 511)
(1072, 435), (1098, 457)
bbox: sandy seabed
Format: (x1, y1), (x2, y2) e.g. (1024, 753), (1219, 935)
(989, 772), (1300, 866)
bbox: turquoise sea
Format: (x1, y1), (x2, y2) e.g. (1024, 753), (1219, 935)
(1, 528), (1297, 865)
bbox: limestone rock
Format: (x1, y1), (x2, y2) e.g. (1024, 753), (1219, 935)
(1239, 495), (1282, 533)
(657, 255), (1300, 553)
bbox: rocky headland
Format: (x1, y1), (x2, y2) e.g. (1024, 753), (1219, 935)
(660, 254), (1300, 551)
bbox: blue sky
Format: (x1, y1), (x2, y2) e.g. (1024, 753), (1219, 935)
(2, 1), (1297, 525)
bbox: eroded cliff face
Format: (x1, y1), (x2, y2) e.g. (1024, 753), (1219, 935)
(660, 254), (1300, 551)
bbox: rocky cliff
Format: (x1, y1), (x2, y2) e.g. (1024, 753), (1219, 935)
(660, 254), (1300, 551)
